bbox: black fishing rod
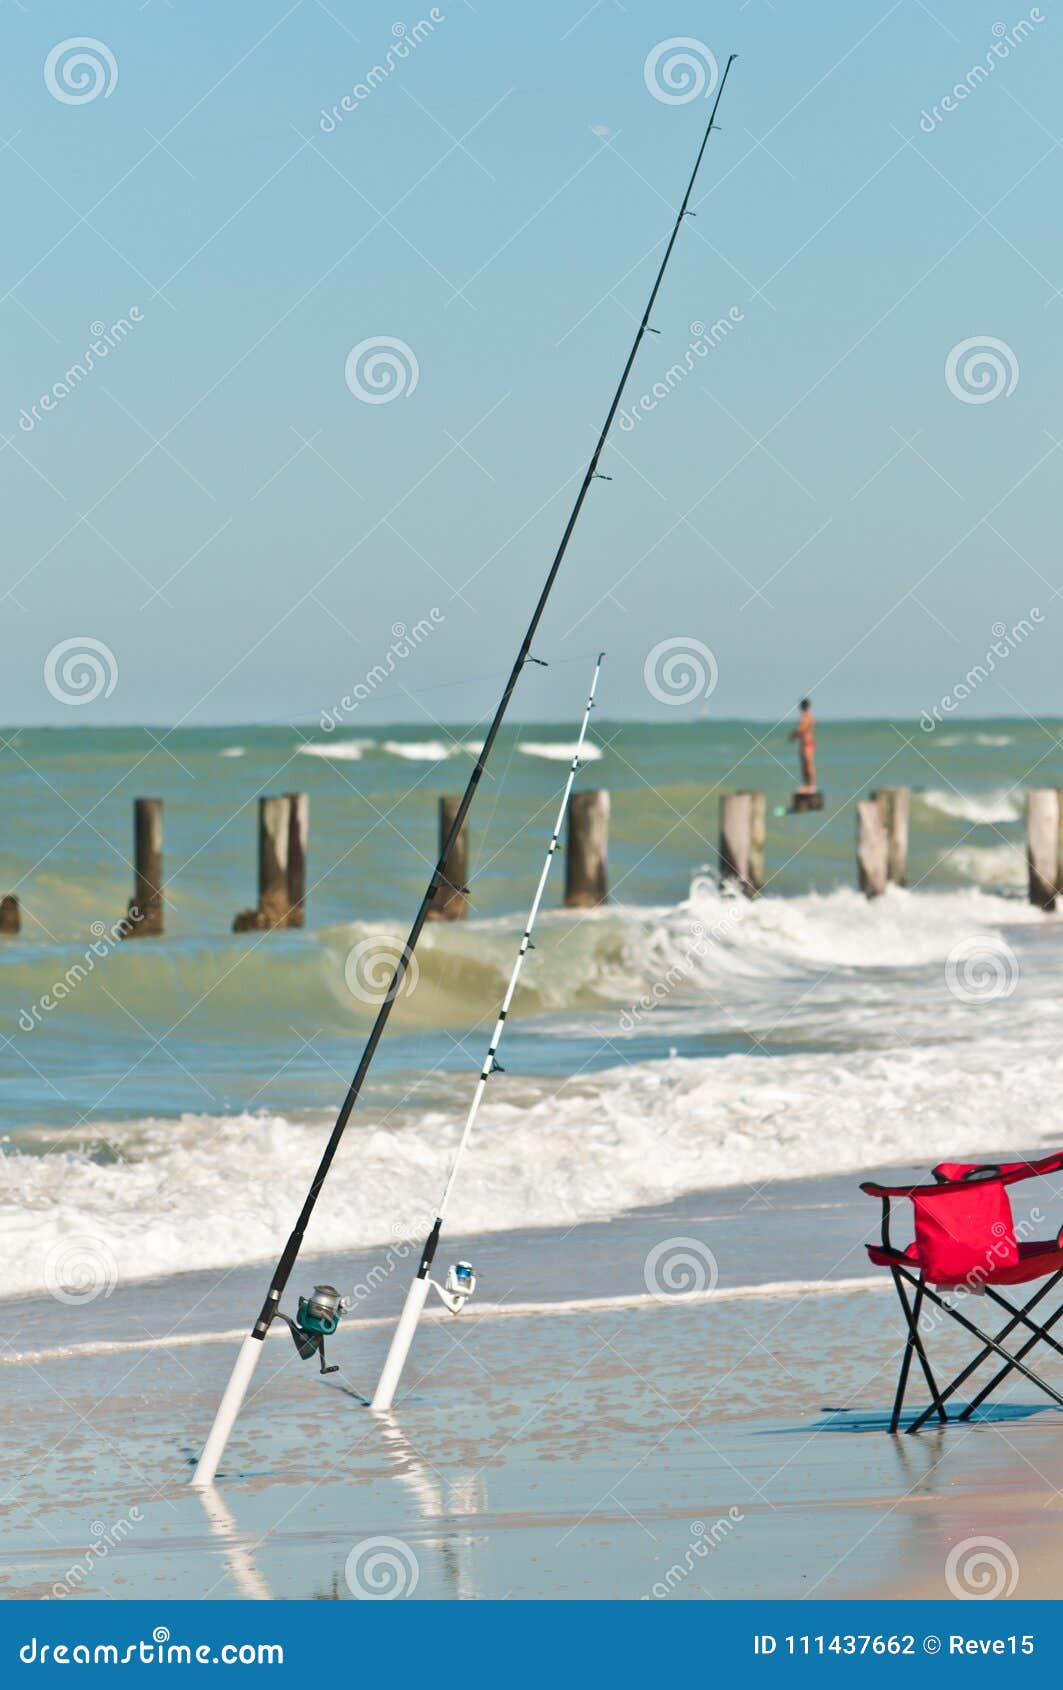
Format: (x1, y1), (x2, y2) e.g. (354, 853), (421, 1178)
(193, 54), (737, 1485)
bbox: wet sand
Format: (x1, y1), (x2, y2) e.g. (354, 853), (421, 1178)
(2, 1165), (1062, 1600)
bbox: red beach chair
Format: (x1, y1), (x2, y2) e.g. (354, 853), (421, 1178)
(862, 1151), (1063, 1432)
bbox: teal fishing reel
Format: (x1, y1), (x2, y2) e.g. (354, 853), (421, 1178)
(279, 1283), (343, 1374)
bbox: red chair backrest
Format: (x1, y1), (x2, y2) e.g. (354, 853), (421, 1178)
(912, 1178), (1019, 1285)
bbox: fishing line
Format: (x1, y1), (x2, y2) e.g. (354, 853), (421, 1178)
(192, 57), (738, 1487)
(371, 653), (604, 1411)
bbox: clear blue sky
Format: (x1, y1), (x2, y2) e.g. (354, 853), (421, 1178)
(3, 0), (1061, 726)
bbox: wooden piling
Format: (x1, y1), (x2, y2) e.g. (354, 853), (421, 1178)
(1027, 789), (1058, 911)
(872, 786), (909, 887)
(565, 790), (610, 908)
(286, 793), (309, 930)
(857, 800), (888, 897)
(719, 791), (764, 898)
(125, 798), (163, 936)
(0, 895), (19, 936)
(428, 796), (469, 921)
(233, 795), (307, 932)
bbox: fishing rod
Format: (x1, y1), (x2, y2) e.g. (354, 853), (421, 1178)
(371, 654), (604, 1413)
(192, 54), (737, 1487)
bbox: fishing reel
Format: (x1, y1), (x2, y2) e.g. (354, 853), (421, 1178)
(278, 1283), (343, 1374)
(431, 1261), (477, 1314)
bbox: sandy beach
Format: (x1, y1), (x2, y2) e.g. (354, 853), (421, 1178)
(3, 1162), (1061, 1601)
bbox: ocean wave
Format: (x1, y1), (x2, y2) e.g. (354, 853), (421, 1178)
(943, 843), (1026, 890)
(936, 734), (1014, 748)
(298, 739), (374, 761)
(382, 739), (458, 761)
(1, 885), (1044, 1051)
(5, 1033), (1063, 1299)
(518, 740), (603, 762)
(219, 746), (246, 758)
(919, 788), (1020, 825)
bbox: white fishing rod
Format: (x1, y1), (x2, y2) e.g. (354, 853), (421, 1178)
(371, 654), (604, 1412)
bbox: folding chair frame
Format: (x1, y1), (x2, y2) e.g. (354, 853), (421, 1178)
(862, 1152), (1063, 1435)
(888, 1264), (1063, 1434)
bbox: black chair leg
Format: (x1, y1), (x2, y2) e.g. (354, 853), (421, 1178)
(889, 1272), (946, 1432)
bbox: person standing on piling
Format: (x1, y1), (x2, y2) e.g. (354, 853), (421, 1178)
(789, 698), (817, 794)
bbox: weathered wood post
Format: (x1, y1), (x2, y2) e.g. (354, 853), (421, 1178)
(234, 795), (307, 931)
(428, 796), (469, 921)
(872, 786), (909, 887)
(0, 895), (19, 935)
(565, 790), (609, 908)
(286, 793), (309, 929)
(125, 798), (163, 936)
(857, 799), (888, 897)
(749, 790), (766, 894)
(1027, 789), (1058, 911)
(719, 791), (764, 898)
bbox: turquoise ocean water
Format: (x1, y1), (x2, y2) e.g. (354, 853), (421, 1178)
(1, 716), (1059, 1299)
